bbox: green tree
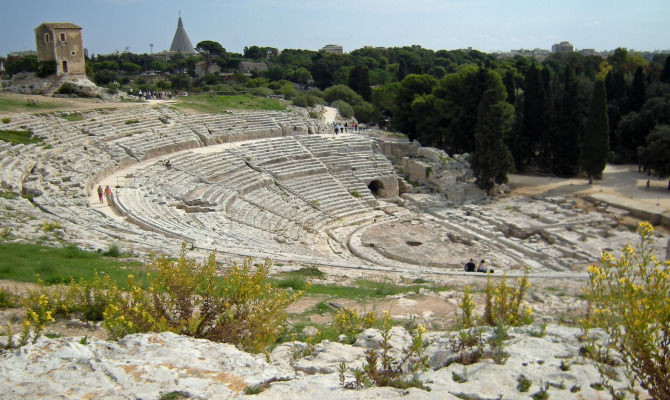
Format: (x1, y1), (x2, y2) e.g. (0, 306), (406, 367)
(392, 74), (438, 140)
(332, 100), (354, 118)
(323, 84), (364, 106)
(582, 80), (609, 183)
(661, 56), (670, 83)
(470, 89), (515, 193)
(36, 60), (56, 78)
(551, 65), (584, 176)
(348, 65), (372, 101)
(630, 66), (646, 112)
(121, 62), (141, 75)
(169, 73), (192, 90)
(433, 65), (506, 154)
(4, 55), (37, 75)
(516, 64), (546, 169)
(290, 67), (312, 85)
(638, 125), (670, 189)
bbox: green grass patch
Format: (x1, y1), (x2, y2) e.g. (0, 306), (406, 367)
(0, 191), (19, 200)
(306, 279), (433, 299)
(174, 93), (286, 113)
(0, 96), (63, 112)
(0, 243), (145, 287)
(59, 112), (83, 122)
(0, 129), (43, 146)
(124, 119), (140, 125)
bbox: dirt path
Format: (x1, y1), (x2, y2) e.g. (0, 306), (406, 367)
(507, 164), (670, 213)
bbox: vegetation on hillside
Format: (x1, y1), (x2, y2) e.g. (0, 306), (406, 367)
(174, 93), (285, 113)
(2, 41), (669, 190)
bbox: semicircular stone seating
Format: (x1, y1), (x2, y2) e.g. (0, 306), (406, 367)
(0, 105), (395, 264)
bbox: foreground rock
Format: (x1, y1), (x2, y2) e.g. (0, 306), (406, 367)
(0, 325), (647, 399)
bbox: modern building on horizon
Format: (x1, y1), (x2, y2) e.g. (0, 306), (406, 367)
(551, 41), (574, 53)
(320, 44), (343, 54)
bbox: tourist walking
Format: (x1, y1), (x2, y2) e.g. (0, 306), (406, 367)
(104, 185), (112, 205)
(97, 185), (104, 203)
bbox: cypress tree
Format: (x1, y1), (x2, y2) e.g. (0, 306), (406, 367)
(551, 65), (583, 176)
(661, 56), (670, 83)
(471, 89), (515, 194)
(583, 80), (609, 183)
(518, 65), (546, 169)
(348, 65), (372, 101)
(629, 66), (646, 112)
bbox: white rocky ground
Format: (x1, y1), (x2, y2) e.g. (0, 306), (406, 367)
(0, 325), (642, 400)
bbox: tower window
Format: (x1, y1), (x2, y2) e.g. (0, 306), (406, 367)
(44, 33), (50, 43)
(60, 33), (66, 41)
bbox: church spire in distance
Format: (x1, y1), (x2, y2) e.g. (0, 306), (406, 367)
(169, 13), (195, 54)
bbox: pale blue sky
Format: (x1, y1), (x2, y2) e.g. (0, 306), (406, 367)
(2, 0), (669, 56)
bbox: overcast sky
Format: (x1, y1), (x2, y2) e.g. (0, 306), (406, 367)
(2, 0), (669, 56)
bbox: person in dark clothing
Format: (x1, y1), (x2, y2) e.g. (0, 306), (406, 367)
(464, 258), (476, 272)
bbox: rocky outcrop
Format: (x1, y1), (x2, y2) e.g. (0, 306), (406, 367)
(376, 136), (485, 203)
(0, 325), (645, 399)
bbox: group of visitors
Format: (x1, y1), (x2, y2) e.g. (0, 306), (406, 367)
(464, 258), (495, 273)
(128, 89), (188, 101)
(96, 185), (113, 205)
(332, 121), (362, 135)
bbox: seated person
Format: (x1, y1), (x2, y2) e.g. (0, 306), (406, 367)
(477, 259), (494, 273)
(464, 258), (476, 272)
(165, 159), (172, 169)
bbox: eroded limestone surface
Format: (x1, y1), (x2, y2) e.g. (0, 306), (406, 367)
(0, 326), (641, 399)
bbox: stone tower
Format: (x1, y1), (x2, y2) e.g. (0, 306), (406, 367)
(169, 17), (196, 54)
(34, 23), (85, 76)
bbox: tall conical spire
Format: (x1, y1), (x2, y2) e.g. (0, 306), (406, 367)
(169, 16), (195, 54)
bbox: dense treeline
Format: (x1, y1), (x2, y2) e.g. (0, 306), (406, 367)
(2, 43), (669, 189)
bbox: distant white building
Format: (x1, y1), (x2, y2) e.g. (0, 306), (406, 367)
(320, 44), (343, 55)
(552, 41), (573, 53)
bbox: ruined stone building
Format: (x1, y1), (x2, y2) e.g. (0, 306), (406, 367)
(34, 23), (85, 76)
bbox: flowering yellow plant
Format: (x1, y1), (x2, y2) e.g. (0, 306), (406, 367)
(584, 222), (669, 400)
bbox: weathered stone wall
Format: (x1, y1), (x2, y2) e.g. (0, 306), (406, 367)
(34, 26), (85, 76)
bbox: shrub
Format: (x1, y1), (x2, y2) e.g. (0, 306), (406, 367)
(102, 244), (302, 352)
(36, 60), (57, 78)
(483, 268), (531, 326)
(103, 243), (121, 257)
(334, 308), (376, 343)
(332, 100), (354, 119)
(517, 375), (532, 392)
(340, 312), (429, 390)
(449, 328), (485, 365)
(583, 222), (669, 400)
(458, 285), (475, 328)
(0, 288), (19, 308)
(55, 82), (76, 95)
(2, 117), (11, 124)
(42, 220), (61, 232)
(292, 92), (322, 108)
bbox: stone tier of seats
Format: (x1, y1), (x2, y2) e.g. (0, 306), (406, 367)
(280, 172), (370, 220)
(111, 125), (202, 161)
(236, 137), (312, 166)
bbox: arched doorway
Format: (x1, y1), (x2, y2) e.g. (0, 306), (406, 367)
(368, 180), (385, 197)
